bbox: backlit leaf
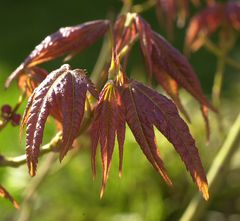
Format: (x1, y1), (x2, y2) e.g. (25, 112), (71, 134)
(151, 31), (216, 138)
(22, 64), (97, 176)
(122, 80), (209, 200)
(6, 20), (110, 87)
(153, 64), (190, 122)
(91, 81), (125, 197)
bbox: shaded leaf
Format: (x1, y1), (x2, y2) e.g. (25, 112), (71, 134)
(22, 64), (97, 176)
(91, 81), (125, 197)
(156, 0), (189, 37)
(0, 185), (19, 209)
(185, 3), (223, 52)
(225, 2), (240, 30)
(122, 80), (209, 200)
(6, 20), (110, 87)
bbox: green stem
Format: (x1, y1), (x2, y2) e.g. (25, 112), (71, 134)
(203, 38), (240, 70)
(0, 132), (61, 168)
(16, 153), (57, 221)
(131, 0), (156, 13)
(212, 55), (226, 107)
(179, 111), (240, 221)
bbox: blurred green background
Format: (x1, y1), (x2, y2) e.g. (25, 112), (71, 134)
(1, 0), (240, 221)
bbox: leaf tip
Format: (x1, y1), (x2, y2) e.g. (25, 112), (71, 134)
(201, 182), (209, 201)
(29, 162), (36, 177)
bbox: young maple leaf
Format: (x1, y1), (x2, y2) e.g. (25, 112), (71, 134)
(22, 64), (98, 176)
(122, 79), (209, 200)
(152, 65), (190, 122)
(0, 185), (19, 209)
(5, 20), (110, 88)
(114, 14), (138, 61)
(186, 1), (240, 52)
(18, 66), (48, 97)
(90, 80), (125, 197)
(131, 15), (216, 139)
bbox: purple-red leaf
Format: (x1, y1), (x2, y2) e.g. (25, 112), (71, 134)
(6, 20), (110, 88)
(153, 64), (190, 122)
(114, 15), (138, 55)
(185, 2), (240, 52)
(151, 31), (216, 139)
(91, 81), (125, 197)
(22, 64), (97, 176)
(18, 66), (48, 97)
(135, 16), (153, 79)
(122, 80), (209, 200)
(0, 185), (19, 209)
(185, 4), (223, 52)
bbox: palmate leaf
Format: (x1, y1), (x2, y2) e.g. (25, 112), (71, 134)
(0, 185), (19, 209)
(91, 81), (125, 197)
(122, 80), (209, 200)
(22, 64), (97, 176)
(151, 31), (216, 139)
(5, 20), (110, 88)
(132, 16), (215, 139)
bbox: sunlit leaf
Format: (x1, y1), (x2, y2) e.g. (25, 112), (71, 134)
(122, 80), (209, 200)
(6, 20), (110, 87)
(91, 81), (125, 197)
(22, 64), (97, 176)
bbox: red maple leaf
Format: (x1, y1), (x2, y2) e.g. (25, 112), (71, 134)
(5, 20), (110, 88)
(22, 64), (98, 176)
(90, 80), (125, 197)
(186, 1), (240, 52)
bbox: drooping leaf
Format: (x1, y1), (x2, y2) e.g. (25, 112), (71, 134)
(122, 80), (209, 200)
(6, 20), (110, 87)
(135, 16), (153, 79)
(91, 81), (125, 197)
(0, 185), (19, 209)
(152, 64), (190, 122)
(151, 31), (216, 138)
(22, 64), (97, 176)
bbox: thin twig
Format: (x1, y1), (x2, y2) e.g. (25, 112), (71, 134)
(212, 55), (226, 107)
(16, 153), (57, 221)
(132, 0), (156, 13)
(0, 132), (61, 168)
(203, 38), (240, 70)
